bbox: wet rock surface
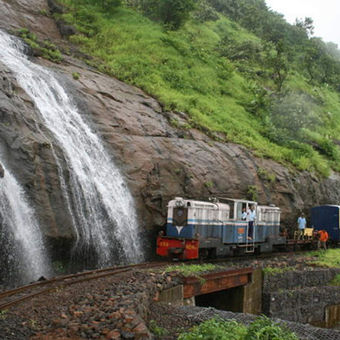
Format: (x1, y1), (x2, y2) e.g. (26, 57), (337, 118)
(1, 0), (340, 258)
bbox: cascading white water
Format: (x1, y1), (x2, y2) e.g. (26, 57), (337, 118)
(0, 163), (50, 284)
(0, 30), (143, 266)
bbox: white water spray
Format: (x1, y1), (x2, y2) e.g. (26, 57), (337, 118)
(0, 163), (50, 284)
(0, 30), (143, 265)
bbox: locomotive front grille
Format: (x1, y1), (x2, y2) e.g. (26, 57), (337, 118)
(173, 207), (188, 226)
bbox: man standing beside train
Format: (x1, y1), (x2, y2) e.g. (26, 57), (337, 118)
(317, 229), (329, 250)
(297, 212), (306, 240)
(247, 205), (256, 240)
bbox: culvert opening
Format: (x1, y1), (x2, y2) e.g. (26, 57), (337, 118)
(195, 286), (244, 312)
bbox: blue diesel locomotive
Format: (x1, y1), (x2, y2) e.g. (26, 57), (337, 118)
(157, 197), (286, 259)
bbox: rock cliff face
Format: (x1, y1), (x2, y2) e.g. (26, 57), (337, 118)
(1, 0), (340, 259)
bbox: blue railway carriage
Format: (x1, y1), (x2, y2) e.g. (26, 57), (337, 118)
(157, 197), (285, 259)
(310, 205), (340, 242)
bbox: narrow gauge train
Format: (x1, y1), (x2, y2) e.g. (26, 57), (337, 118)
(157, 197), (287, 260)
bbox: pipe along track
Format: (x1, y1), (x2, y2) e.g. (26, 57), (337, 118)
(0, 262), (166, 311)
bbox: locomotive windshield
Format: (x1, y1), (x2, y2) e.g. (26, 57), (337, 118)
(173, 207), (188, 226)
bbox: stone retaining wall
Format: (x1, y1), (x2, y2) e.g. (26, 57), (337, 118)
(263, 268), (340, 324)
(264, 268), (340, 291)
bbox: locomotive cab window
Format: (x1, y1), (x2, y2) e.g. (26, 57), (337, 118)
(173, 207), (188, 226)
(228, 202), (235, 219)
(236, 202), (248, 220)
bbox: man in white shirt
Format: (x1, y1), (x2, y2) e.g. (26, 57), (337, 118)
(247, 205), (256, 239)
(297, 213), (306, 240)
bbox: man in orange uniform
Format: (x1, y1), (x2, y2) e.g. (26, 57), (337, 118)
(317, 229), (329, 250)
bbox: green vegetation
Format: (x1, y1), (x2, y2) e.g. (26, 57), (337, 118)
(136, 0), (196, 30)
(39, 9), (49, 16)
(163, 263), (217, 276)
(262, 266), (294, 276)
(0, 310), (7, 320)
(17, 28), (63, 63)
(246, 185), (258, 201)
(54, 0), (340, 175)
(52, 260), (67, 274)
(329, 273), (340, 286)
(308, 249), (340, 268)
(162, 263), (218, 285)
(178, 317), (299, 340)
(149, 320), (169, 337)
(72, 71), (80, 80)
(257, 167), (275, 183)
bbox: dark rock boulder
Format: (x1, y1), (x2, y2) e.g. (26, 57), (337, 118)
(56, 19), (77, 38)
(47, 0), (63, 14)
(0, 162), (4, 178)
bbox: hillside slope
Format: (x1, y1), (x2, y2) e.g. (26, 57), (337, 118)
(54, 0), (340, 176)
(1, 0), (340, 262)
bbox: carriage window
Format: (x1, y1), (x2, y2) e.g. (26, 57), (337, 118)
(236, 203), (242, 219)
(229, 202), (235, 219)
(235, 202), (248, 220)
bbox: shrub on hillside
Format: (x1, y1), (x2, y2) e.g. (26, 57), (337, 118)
(132, 0), (196, 29)
(192, 0), (219, 22)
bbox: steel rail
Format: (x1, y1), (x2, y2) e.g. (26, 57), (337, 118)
(0, 261), (166, 300)
(0, 262), (166, 310)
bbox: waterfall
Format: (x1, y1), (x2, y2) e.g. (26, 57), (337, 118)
(0, 163), (51, 285)
(0, 30), (143, 266)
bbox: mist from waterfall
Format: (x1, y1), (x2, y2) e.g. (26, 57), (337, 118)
(0, 163), (51, 285)
(0, 30), (143, 266)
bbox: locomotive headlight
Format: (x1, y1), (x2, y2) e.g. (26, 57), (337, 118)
(175, 199), (185, 208)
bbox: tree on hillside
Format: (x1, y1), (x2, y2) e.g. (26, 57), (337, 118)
(264, 40), (289, 92)
(137, 0), (195, 29)
(160, 0), (196, 29)
(295, 17), (314, 38)
(303, 38), (340, 87)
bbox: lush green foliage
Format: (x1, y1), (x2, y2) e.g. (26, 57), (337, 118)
(178, 317), (299, 340)
(329, 273), (340, 286)
(163, 263), (217, 276)
(72, 0), (122, 13)
(149, 320), (168, 336)
(72, 71), (80, 80)
(0, 310), (7, 320)
(56, 0), (340, 175)
(308, 249), (340, 268)
(262, 266), (294, 276)
(135, 0), (196, 29)
(17, 28), (63, 62)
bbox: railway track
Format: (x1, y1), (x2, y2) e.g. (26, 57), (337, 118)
(0, 261), (167, 311)
(0, 249), (313, 311)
